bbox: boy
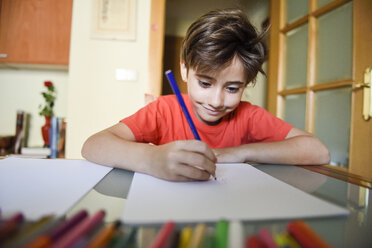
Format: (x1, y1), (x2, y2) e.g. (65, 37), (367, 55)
(82, 9), (330, 182)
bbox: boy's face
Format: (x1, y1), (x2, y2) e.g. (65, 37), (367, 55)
(181, 56), (248, 125)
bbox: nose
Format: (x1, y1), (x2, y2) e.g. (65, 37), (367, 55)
(208, 89), (224, 109)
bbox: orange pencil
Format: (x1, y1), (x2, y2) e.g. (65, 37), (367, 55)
(287, 220), (331, 248)
(86, 220), (121, 248)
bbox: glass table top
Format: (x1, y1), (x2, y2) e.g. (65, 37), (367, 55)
(66, 164), (372, 247)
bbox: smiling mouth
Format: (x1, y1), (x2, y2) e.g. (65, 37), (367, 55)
(204, 106), (223, 116)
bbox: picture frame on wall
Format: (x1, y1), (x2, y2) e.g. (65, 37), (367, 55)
(91, 0), (136, 41)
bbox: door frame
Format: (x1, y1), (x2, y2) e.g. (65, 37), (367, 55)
(148, 0), (166, 97)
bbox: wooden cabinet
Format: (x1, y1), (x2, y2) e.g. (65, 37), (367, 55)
(0, 0), (73, 65)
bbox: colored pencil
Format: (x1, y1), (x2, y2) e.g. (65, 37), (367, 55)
(50, 210), (105, 248)
(0, 212), (24, 241)
(274, 233), (290, 248)
(25, 209), (88, 248)
(188, 223), (206, 248)
(274, 232), (301, 248)
(137, 227), (157, 248)
(228, 220), (244, 248)
(5, 215), (54, 247)
(245, 235), (266, 248)
(287, 220), (331, 248)
(282, 232), (301, 248)
(258, 228), (278, 248)
(150, 221), (175, 248)
(178, 226), (192, 248)
(165, 69), (218, 180)
(168, 229), (181, 248)
(112, 226), (137, 248)
(87, 220), (121, 248)
(201, 226), (216, 248)
(165, 70), (201, 140)
(216, 220), (229, 248)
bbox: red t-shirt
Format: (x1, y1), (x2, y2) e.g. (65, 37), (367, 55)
(121, 94), (292, 148)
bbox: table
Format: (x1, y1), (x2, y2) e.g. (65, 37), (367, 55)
(65, 164), (372, 247)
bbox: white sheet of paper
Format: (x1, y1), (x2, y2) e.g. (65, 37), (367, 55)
(0, 157), (112, 220)
(122, 163), (349, 224)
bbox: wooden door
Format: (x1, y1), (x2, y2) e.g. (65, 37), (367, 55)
(267, 0), (372, 179)
(0, 0), (73, 65)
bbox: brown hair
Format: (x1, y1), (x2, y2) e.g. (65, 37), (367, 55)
(181, 8), (267, 84)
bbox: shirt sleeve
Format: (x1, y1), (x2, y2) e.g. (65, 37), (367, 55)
(247, 105), (293, 143)
(121, 100), (160, 144)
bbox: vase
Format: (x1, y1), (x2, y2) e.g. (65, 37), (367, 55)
(41, 116), (51, 147)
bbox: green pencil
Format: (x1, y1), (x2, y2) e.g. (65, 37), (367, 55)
(112, 226), (137, 248)
(216, 220), (229, 248)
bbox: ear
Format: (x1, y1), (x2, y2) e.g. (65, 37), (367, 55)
(180, 61), (188, 82)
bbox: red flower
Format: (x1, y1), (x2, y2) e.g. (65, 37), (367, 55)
(44, 81), (53, 87)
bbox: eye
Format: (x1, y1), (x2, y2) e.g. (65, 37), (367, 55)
(226, 86), (240, 93)
(198, 81), (211, 88)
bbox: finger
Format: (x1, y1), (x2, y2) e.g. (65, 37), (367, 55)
(169, 150), (216, 176)
(174, 140), (217, 163)
(165, 175), (195, 182)
(175, 163), (212, 181)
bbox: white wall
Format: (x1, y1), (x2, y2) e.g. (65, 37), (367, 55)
(65, 0), (151, 158)
(0, 67), (68, 147)
(0, 0), (267, 157)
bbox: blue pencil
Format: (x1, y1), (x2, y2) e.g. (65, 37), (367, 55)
(165, 70), (201, 140)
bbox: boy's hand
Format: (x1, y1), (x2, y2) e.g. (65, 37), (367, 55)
(149, 140), (217, 182)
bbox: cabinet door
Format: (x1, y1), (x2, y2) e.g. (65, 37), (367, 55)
(0, 0), (73, 65)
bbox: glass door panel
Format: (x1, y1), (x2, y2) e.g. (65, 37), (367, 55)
(316, 2), (353, 84)
(314, 87), (352, 168)
(270, 0), (372, 177)
(317, 0), (334, 8)
(286, 0), (309, 24)
(283, 94), (306, 130)
(285, 24), (308, 89)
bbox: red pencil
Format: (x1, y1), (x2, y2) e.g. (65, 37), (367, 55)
(287, 220), (331, 248)
(50, 210), (105, 248)
(258, 228), (278, 248)
(245, 235), (267, 248)
(150, 221), (175, 248)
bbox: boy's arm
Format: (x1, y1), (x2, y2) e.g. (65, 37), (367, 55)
(81, 122), (216, 181)
(214, 127), (330, 165)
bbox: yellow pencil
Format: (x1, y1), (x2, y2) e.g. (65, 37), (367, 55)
(282, 232), (301, 248)
(137, 227), (157, 248)
(178, 226), (192, 248)
(187, 223), (206, 248)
